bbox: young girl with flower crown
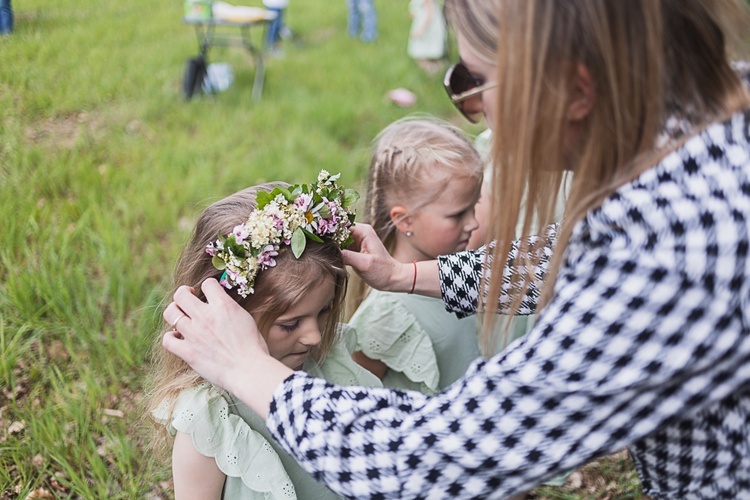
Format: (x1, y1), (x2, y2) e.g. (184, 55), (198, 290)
(148, 172), (380, 499)
(348, 117), (484, 395)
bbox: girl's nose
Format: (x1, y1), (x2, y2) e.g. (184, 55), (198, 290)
(465, 212), (479, 233)
(301, 325), (322, 347)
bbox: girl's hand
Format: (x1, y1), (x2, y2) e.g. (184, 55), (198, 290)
(343, 224), (404, 292)
(162, 279), (293, 418)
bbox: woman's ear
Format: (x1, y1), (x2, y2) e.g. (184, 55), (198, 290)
(390, 205), (412, 234)
(567, 63), (595, 121)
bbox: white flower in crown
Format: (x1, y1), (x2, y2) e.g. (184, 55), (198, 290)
(207, 171), (360, 298)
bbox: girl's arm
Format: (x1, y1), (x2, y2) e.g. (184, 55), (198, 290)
(352, 350), (388, 379)
(172, 431), (225, 500)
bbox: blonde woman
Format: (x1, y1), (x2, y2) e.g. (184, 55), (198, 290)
(164, 1), (750, 497)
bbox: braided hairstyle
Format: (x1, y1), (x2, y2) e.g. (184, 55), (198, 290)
(365, 115), (483, 251)
(344, 115), (483, 319)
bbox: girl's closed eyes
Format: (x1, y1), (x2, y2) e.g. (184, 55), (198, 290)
(278, 321), (299, 333)
(275, 305), (332, 334)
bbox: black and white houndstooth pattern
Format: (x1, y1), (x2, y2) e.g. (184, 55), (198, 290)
(267, 110), (750, 499)
(438, 226), (558, 318)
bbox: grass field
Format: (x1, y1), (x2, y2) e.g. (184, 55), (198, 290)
(0, 1), (643, 498)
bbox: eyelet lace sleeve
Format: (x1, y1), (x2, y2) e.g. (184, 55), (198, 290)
(169, 384), (297, 499)
(349, 291), (440, 395)
(306, 324), (384, 389)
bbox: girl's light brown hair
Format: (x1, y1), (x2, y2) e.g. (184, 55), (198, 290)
(147, 183), (348, 454)
(448, 0), (750, 339)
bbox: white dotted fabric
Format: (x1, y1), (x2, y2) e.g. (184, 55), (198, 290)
(171, 383), (297, 498)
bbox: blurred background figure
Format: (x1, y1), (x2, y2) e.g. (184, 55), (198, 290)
(408, 0), (446, 75)
(263, 0), (289, 55)
(346, 0), (377, 42)
(0, 0), (13, 36)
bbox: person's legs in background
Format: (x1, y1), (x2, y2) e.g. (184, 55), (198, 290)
(346, 0), (360, 38)
(358, 0), (377, 42)
(266, 7), (283, 49)
(0, 0), (14, 36)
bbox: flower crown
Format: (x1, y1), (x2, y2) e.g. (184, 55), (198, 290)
(206, 170), (359, 297)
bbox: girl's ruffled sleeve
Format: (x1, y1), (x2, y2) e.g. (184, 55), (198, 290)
(349, 294), (440, 394)
(169, 384), (297, 499)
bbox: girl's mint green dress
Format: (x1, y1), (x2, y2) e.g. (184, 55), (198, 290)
(153, 324), (381, 499)
(349, 289), (481, 395)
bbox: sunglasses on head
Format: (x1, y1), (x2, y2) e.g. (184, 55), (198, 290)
(443, 62), (498, 124)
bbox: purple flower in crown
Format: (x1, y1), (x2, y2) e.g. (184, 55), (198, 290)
(294, 192), (313, 210)
(325, 199), (339, 216)
(233, 223), (250, 242)
(324, 200), (342, 233)
(257, 244), (279, 267)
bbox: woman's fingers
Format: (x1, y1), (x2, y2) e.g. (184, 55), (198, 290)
(349, 223), (378, 248)
(163, 328), (192, 360)
(200, 278), (239, 311)
(161, 277), (271, 392)
(172, 285), (204, 318)
(343, 223), (400, 291)
(342, 247), (369, 271)
(163, 301), (189, 331)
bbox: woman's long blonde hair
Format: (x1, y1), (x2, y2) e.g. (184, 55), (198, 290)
(147, 183), (348, 455)
(447, 0), (750, 338)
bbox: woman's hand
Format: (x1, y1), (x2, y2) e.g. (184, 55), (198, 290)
(343, 223), (442, 298)
(162, 279), (293, 418)
(343, 224), (404, 292)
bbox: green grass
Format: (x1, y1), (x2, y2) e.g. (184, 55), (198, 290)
(0, 0), (640, 498)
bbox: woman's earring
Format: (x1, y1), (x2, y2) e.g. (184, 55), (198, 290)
(405, 231), (412, 237)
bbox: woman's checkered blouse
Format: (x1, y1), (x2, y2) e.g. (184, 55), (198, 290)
(266, 110), (750, 499)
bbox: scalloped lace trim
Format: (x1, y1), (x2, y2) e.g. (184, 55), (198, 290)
(170, 384), (296, 499)
(351, 292), (440, 392)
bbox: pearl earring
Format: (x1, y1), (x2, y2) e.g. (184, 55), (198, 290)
(406, 231), (412, 237)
